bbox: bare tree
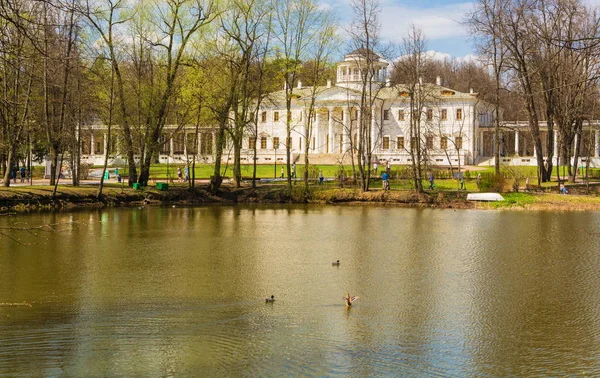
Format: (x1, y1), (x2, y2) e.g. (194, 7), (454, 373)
(273, 0), (322, 189)
(347, 0), (386, 191)
(0, 0), (34, 187)
(394, 25), (430, 193)
(468, 0), (507, 175)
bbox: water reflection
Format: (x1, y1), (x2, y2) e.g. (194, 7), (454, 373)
(1, 206), (600, 376)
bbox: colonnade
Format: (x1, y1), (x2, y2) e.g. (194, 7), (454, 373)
(477, 129), (600, 158)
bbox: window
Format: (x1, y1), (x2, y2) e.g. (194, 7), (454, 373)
(397, 136), (404, 150)
(273, 137), (279, 149)
(455, 136), (463, 149)
(398, 109), (405, 121)
(426, 136), (433, 149)
(249, 137), (256, 150)
(426, 108), (433, 121)
(441, 109), (447, 120)
(441, 136), (447, 150)
(410, 137), (416, 149)
(479, 112), (490, 124)
(383, 136), (390, 149)
(383, 109), (390, 121)
(456, 108), (462, 120)
(340, 110), (344, 121)
(159, 134), (170, 154)
(261, 111), (267, 123)
(274, 111), (280, 122)
(261, 136), (267, 149)
(200, 133), (213, 155)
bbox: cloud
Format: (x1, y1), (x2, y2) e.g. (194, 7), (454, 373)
(379, 2), (474, 42)
(395, 50), (479, 64)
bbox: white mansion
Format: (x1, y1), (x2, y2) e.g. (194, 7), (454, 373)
(79, 50), (600, 168)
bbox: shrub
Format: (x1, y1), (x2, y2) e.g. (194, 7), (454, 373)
(478, 173), (506, 192)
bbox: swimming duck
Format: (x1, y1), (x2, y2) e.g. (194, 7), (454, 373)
(332, 260), (340, 266)
(265, 295), (275, 303)
(343, 292), (359, 307)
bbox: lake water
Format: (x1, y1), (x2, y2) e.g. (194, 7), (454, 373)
(1, 206), (600, 376)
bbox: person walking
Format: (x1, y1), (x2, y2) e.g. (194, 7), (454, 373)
(184, 166), (190, 182)
(428, 171), (434, 190)
(20, 166), (26, 183)
(280, 167), (284, 179)
(460, 175), (465, 190)
(177, 167), (183, 182)
(373, 162), (378, 175)
(319, 170), (324, 185)
(476, 173), (482, 190)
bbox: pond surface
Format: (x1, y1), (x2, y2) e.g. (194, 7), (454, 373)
(1, 206), (600, 376)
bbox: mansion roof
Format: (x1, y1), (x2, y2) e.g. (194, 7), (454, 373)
(263, 83), (482, 108)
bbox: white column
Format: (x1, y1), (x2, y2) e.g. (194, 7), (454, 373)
(212, 131), (216, 155)
(553, 130), (559, 158)
(328, 108), (333, 154)
(170, 136), (174, 156)
(197, 132), (202, 155)
(183, 133), (188, 156)
(356, 109), (361, 148)
(343, 108), (349, 153)
(595, 130), (599, 157)
(515, 130), (519, 157)
(103, 132), (108, 156)
(314, 110), (320, 152)
(90, 133), (95, 155)
(371, 109), (377, 151)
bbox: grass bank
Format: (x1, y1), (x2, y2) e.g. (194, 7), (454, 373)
(2, 180), (600, 213)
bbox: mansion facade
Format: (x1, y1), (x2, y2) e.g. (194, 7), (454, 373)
(78, 50), (600, 168)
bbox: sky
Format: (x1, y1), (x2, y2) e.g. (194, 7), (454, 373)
(325, 0), (600, 62)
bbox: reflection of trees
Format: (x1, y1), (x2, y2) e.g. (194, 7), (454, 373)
(0, 221), (78, 245)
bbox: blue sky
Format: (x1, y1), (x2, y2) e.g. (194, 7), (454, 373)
(325, 0), (479, 60)
(325, 0), (600, 61)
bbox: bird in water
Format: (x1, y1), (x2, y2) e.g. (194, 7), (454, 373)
(344, 292), (359, 307)
(332, 260), (340, 266)
(265, 295), (275, 303)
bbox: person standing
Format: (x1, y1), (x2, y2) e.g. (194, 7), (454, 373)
(476, 173), (482, 190)
(319, 170), (323, 185)
(428, 171), (434, 190)
(382, 171), (389, 191)
(460, 175), (465, 190)
(280, 167), (284, 179)
(292, 162), (296, 179)
(373, 162), (378, 175)
(20, 166), (26, 183)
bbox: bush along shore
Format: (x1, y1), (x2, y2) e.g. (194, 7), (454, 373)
(2, 181), (600, 213)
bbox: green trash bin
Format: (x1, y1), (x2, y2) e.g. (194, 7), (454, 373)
(104, 171), (109, 180)
(133, 183), (141, 190)
(156, 182), (168, 191)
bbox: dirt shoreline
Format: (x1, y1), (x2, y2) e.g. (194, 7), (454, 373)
(1, 184), (600, 212)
